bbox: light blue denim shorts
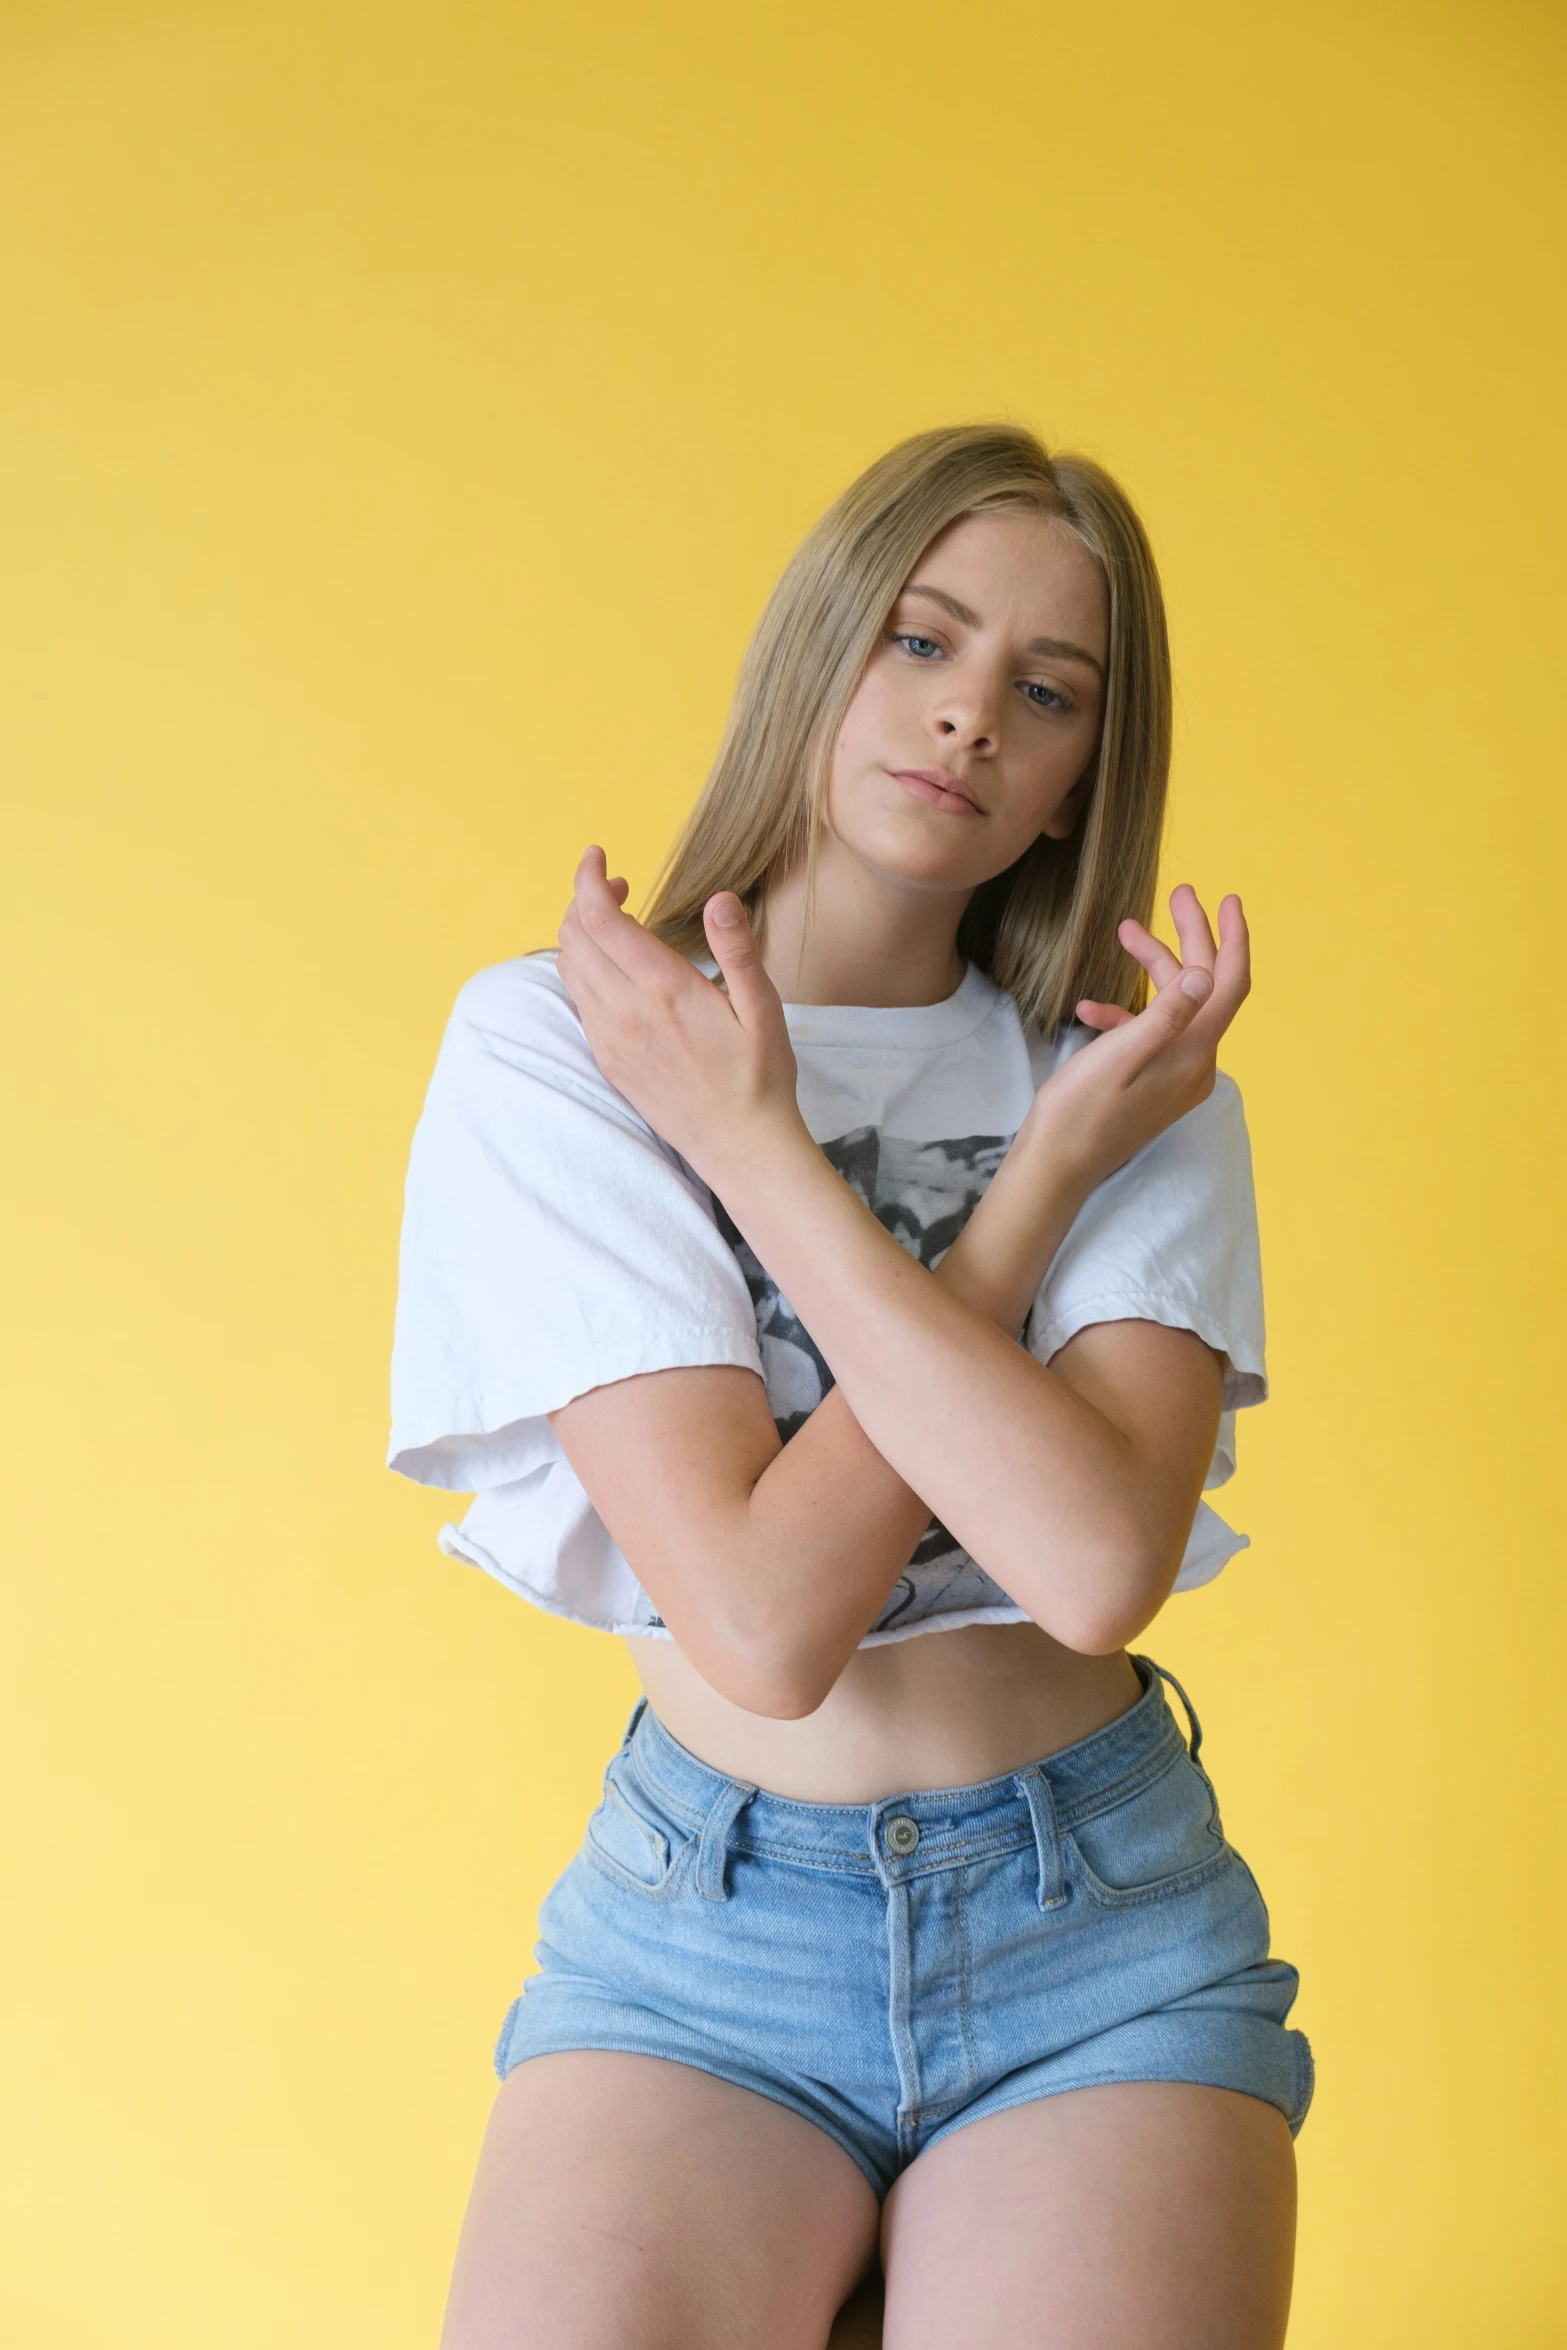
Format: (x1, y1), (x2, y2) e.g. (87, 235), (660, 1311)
(494, 1656), (1313, 2198)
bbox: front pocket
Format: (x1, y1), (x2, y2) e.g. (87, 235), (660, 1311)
(583, 1767), (690, 1898)
(1066, 1751), (1235, 1909)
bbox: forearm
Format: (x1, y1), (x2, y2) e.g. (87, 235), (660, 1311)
(716, 1187), (1073, 1687)
(715, 1391), (935, 1708)
(932, 1104), (1096, 1332)
(711, 1116), (1188, 1651)
(561, 1127), (1103, 1715)
(608, 1270), (1057, 1717)
(713, 1114), (1096, 1674)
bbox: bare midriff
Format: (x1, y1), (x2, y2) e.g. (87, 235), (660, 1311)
(628, 1621), (1144, 1805)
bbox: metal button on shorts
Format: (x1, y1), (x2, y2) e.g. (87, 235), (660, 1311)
(885, 1816), (921, 1856)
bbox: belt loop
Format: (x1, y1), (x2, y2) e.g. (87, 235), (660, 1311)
(696, 1777), (756, 1902)
(1144, 1657), (1203, 1762)
(1016, 1765), (1066, 1912)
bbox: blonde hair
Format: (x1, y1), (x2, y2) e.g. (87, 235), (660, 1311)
(644, 423), (1171, 1030)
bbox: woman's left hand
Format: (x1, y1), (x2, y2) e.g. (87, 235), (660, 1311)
(555, 848), (804, 1179)
(1021, 884), (1250, 1191)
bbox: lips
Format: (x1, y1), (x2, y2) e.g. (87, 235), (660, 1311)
(889, 767), (985, 816)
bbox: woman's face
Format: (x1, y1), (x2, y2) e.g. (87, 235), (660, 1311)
(825, 507), (1110, 897)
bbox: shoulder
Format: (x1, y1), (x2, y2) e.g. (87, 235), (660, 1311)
(1089, 1068), (1256, 1260)
(1114, 1065), (1252, 1198)
(1160, 1064), (1249, 1155)
(438, 951), (610, 1092)
(449, 950), (578, 1044)
(428, 950), (680, 1155)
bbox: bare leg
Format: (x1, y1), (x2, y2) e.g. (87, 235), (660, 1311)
(880, 2083), (1295, 2349)
(441, 2052), (881, 2350)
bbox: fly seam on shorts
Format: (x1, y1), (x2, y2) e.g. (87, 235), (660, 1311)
(695, 1776), (758, 1901)
(1014, 1765), (1067, 1910)
(871, 1800), (923, 2148)
(954, 1866), (980, 2093)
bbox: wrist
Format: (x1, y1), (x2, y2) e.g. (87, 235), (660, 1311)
(937, 1112), (1099, 1335)
(695, 1099), (819, 1206)
(1015, 1092), (1111, 1198)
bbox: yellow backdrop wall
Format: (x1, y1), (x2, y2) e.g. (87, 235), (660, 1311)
(3, 2), (1564, 2341)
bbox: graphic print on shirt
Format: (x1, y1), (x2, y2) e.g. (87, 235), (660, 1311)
(713, 1127), (1019, 1636)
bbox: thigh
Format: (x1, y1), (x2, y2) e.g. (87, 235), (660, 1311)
(880, 2083), (1295, 2350)
(441, 2051), (881, 2350)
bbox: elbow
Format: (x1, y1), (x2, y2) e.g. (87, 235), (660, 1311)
(748, 1677), (835, 1722)
(733, 1639), (844, 1718)
(705, 1660), (836, 1721)
(1041, 1541), (1178, 1659)
(685, 1627), (841, 1722)
(641, 1540), (845, 1718)
(1054, 1608), (1148, 1659)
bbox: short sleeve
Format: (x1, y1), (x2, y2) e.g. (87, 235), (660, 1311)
(1026, 1064), (1266, 1498)
(388, 954), (763, 1493)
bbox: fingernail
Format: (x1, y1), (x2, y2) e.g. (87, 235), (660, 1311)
(1179, 969), (1212, 1000)
(710, 896), (742, 927)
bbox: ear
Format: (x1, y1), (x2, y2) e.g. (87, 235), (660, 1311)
(1039, 755), (1097, 841)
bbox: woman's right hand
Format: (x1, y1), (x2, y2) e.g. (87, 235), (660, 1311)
(555, 849), (807, 1188)
(1025, 885), (1251, 1189)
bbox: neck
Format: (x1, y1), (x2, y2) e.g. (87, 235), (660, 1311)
(759, 843), (970, 1008)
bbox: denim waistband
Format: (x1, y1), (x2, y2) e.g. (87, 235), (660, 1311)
(618, 1653), (1203, 1906)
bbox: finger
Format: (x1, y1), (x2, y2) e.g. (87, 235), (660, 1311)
(557, 893), (638, 1011)
(554, 920), (617, 1016)
(573, 846), (628, 937)
(1075, 999), (1136, 1031)
(1168, 883), (1218, 974)
(1213, 892), (1250, 1004)
(572, 848), (688, 988)
(1109, 963), (1213, 1076)
(701, 893), (782, 1029)
(572, 846), (629, 919)
(1117, 917), (1183, 994)
(1185, 892), (1252, 1040)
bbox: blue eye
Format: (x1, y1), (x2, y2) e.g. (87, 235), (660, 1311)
(1022, 681), (1071, 711)
(894, 633), (943, 659)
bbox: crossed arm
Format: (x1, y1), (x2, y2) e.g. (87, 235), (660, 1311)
(550, 858), (1251, 1719)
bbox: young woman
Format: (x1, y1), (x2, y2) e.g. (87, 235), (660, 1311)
(390, 424), (1312, 2349)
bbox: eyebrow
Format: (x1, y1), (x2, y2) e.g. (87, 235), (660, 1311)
(901, 582), (1106, 679)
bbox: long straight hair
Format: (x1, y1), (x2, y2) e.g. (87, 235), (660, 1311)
(644, 424), (1171, 1030)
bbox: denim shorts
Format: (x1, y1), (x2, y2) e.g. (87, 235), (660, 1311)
(494, 1656), (1312, 2198)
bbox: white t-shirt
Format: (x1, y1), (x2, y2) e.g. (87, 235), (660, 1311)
(388, 953), (1267, 1645)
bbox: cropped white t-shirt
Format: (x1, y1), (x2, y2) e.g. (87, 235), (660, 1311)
(388, 953), (1267, 1645)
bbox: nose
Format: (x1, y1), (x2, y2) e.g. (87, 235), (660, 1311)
(928, 664), (1002, 754)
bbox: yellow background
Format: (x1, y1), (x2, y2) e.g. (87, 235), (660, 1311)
(3, 2), (1564, 2341)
